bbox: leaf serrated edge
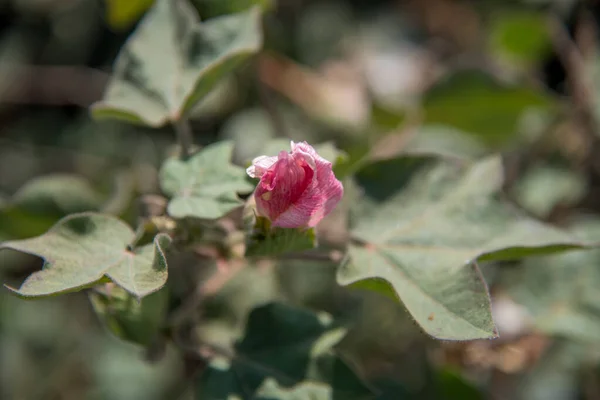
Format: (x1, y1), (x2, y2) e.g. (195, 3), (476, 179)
(1, 212), (171, 299)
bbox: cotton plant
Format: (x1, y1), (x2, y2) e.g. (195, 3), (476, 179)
(0, 0), (594, 398)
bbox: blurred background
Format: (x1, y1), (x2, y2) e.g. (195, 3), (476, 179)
(2, 0), (600, 399)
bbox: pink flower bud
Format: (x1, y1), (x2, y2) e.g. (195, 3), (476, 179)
(246, 141), (344, 228)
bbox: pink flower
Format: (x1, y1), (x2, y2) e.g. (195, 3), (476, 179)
(246, 141), (344, 228)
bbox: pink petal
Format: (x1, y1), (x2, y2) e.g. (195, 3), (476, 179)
(255, 151), (315, 224)
(272, 146), (343, 228)
(308, 161), (344, 226)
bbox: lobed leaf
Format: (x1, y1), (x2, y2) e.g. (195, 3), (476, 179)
(159, 140), (254, 219)
(338, 155), (586, 340)
(91, 0), (263, 126)
(196, 302), (372, 399)
(1, 213), (171, 298)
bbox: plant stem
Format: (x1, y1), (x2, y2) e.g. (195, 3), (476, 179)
(174, 118), (194, 160)
(547, 12), (597, 133)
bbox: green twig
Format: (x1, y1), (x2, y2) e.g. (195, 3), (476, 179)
(174, 118), (194, 160)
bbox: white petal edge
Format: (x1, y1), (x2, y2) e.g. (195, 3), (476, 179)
(290, 141), (317, 170)
(291, 141), (331, 164)
(246, 155), (279, 178)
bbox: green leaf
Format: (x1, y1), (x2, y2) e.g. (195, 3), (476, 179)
(422, 70), (554, 147)
(89, 285), (168, 346)
(91, 0), (263, 127)
(159, 141), (254, 219)
(506, 218), (600, 343)
(1, 213), (171, 298)
(489, 11), (551, 66)
(196, 302), (372, 399)
(338, 155), (585, 340)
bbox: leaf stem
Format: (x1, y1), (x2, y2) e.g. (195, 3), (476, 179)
(174, 118), (194, 160)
